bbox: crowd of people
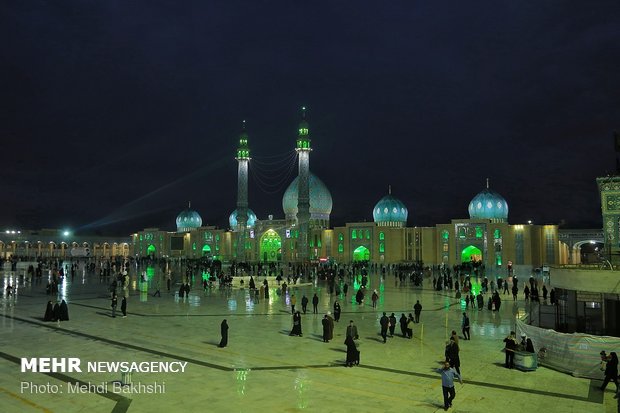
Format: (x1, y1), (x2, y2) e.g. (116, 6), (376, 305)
(4, 255), (617, 411)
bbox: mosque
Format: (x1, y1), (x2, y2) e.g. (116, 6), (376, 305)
(132, 109), (561, 270)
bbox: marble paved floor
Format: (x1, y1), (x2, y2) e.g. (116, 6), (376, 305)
(0, 267), (617, 413)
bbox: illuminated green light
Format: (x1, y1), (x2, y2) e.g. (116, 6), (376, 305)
(461, 245), (482, 262)
(353, 246), (369, 261)
(475, 227), (483, 238)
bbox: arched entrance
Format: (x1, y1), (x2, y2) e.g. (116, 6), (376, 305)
(202, 244), (212, 256)
(461, 245), (482, 263)
(260, 230), (281, 262)
(147, 244), (156, 255)
(573, 240), (605, 264)
(353, 246), (370, 262)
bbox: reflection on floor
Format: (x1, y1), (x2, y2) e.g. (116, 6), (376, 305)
(0, 266), (616, 413)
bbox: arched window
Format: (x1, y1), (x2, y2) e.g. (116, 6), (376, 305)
(379, 232), (385, 241)
(352, 230), (357, 239)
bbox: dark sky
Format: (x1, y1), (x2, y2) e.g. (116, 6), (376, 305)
(2, 1), (619, 235)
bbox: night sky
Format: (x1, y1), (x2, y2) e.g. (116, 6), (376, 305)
(2, 1), (620, 235)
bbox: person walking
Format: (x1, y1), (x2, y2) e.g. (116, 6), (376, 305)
(326, 311), (335, 341)
(289, 311), (303, 336)
(399, 313), (408, 338)
(111, 293), (118, 318)
(322, 315), (330, 342)
(290, 293), (297, 314)
(380, 312), (389, 343)
(445, 336), (461, 375)
(218, 319), (229, 348)
(414, 300), (422, 323)
(312, 293), (319, 314)
(371, 290), (379, 308)
(388, 313), (397, 337)
(461, 313), (470, 340)
(438, 360), (463, 411)
(121, 296), (127, 318)
(334, 301), (342, 322)
(406, 313), (415, 339)
(601, 352), (619, 392)
(301, 295), (308, 314)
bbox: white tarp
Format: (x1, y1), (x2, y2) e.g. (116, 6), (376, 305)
(516, 319), (620, 379)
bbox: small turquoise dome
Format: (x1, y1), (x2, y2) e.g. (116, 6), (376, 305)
(468, 187), (508, 222)
(176, 207), (203, 232)
(373, 194), (408, 227)
(283, 173), (332, 221)
(229, 208), (257, 230)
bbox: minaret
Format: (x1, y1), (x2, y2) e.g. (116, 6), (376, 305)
(235, 121), (250, 262)
(295, 107), (312, 263)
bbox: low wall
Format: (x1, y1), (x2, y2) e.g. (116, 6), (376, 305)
(549, 267), (620, 294)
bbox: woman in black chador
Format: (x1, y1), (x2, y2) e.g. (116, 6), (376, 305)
(344, 335), (359, 367)
(59, 299), (69, 321)
(289, 311), (302, 336)
(218, 319), (229, 348)
(43, 301), (54, 321)
(333, 301), (341, 322)
(53, 302), (61, 321)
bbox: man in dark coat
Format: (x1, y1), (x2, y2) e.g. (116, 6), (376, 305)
(380, 312), (389, 343)
(301, 295), (309, 314)
(326, 312), (335, 341)
(312, 294), (319, 314)
(121, 297), (127, 318)
(445, 337), (461, 374)
(219, 319), (229, 348)
(388, 313), (397, 337)
(399, 313), (408, 337)
(461, 313), (470, 340)
(322, 315), (330, 342)
(413, 300), (422, 323)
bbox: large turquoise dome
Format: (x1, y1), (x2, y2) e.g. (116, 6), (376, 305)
(468, 187), (508, 222)
(282, 173), (332, 221)
(176, 207), (203, 232)
(229, 208), (257, 230)
(373, 194), (408, 227)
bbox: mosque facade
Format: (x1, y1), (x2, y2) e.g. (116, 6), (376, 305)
(132, 111), (560, 269)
